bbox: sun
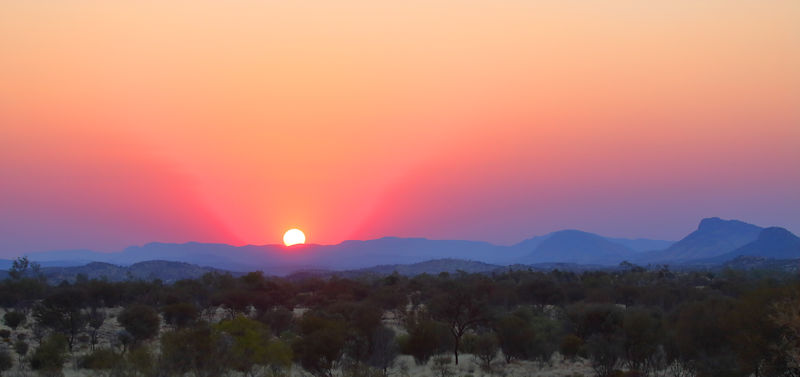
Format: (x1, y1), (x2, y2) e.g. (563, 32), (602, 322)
(283, 228), (306, 246)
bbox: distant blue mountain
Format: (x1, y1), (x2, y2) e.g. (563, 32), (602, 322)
(603, 237), (674, 252)
(517, 230), (637, 265)
(636, 217), (763, 263)
(23, 217), (796, 272)
(711, 227), (800, 262)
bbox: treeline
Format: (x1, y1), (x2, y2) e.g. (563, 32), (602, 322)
(0, 257), (798, 377)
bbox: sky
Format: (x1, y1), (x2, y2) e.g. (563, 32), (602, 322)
(1, 0), (799, 256)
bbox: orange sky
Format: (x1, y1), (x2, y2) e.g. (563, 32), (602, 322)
(1, 0), (799, 254)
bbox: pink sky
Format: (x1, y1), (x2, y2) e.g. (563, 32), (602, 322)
(1, 0), (799, 255)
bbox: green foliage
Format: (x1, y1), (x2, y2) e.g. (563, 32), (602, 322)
(160, 323), (231, 377)
(401, 319), (452, 365)
(3, 311), (26, 329)
(431, 355), (455, 377)
(469, 332), (499, 371)
(367, 326), (398, 374)
(14, 339), (29, 361)
(0, 257), (798, 376)
(0, 348), (12, 375)
(117, 304), (160, 345)
(30, 334), (68, 373)
(78, 348), (123, 370)
(215, 315), (292, 376)
(293, 314), (347, 377)
(560, 334), (583, 360)
(162, 301), (198, 328)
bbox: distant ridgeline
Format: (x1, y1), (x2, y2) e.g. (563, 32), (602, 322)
(4, 217), (798, 282)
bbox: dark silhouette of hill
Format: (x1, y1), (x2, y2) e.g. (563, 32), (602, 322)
(0, 260), (230, 284)
(637, 217), (763, 263)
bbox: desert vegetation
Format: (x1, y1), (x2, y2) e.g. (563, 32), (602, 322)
(0, 257), (798, 377)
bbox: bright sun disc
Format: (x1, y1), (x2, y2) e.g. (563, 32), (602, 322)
(283, 228), (306, 246)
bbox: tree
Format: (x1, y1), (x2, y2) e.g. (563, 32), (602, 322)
(32, 287), (88, 351)
(162, 301), (198, 329)
(88, 308), (105, 351)
(293, 314), (347, 377)
(622, 308), (663, 373)
(585, 333), (624, 377)
(8, 256), (39, 280)
(160, 324), (231, 377)
(470, 332), (499, 371)
(428, 277), (492, 364)
(368, 326), (399, 376)
(401, 319), (452, 365)
(495, 313), (535, 362)
(216, 315), (292, 377)
(117, 305), (160, 347)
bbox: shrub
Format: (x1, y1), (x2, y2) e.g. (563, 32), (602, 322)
(117, 305), (160, 346)
(560, 334), (584, 360)
(3, 311), (26, 330)
(78, 348), (122, 370)
(0, 348), (12, 375)
(14, 339), (29, 362)
(30, 334), (68, 373)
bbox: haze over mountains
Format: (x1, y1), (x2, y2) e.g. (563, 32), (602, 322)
(11, 217), (800, 275)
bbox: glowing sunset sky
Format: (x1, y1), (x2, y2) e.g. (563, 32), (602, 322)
(1, 0), (799, 255)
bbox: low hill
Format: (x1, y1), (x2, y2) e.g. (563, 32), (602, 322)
(3, 260), (233, 284)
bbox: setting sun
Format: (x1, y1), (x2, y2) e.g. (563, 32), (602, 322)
(283, 228), (306, 247)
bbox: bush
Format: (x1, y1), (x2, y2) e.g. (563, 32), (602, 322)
(14, 339), (29, 361)
(3, 311), (26, 330)
(560, 334), (583, 360)
(0, 330), (9, 341)
(431, 355), (454, 377)
(162, 302), (198, 328)
(30, 334), (68, 373)
(117, 305), (160, 346)
(0, 348), (12, 375)
(78, 348), (122, 370)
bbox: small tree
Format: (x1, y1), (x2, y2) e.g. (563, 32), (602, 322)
(32, 288), (89, 351)
(368, 326), (399, 376)
(88, 309), (105, 351)
(216, 315), (292, 377)
(117, 305), (160, 347)
(293, 314), (347, 377)
(428, 278), (492, 365)
(471, 332), (499, 371)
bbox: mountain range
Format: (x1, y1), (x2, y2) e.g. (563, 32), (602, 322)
(10, 217), (799, 275)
